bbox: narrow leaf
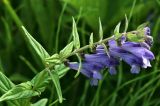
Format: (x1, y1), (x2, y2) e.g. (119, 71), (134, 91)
(0, 81), (39, 102)
(21, 26), (50, 63)
(31, 68), (50, 92)
(0, 71), (20, 106)
(0, 71), (15, 93)
(99, 18), (103, 40)
(89, 33), (94, 52)
(124, 14), (128, 33)
(48, 69), (63, 103)
(114, 22), (121, 39)
(59, 41), (73, 60)
(137, 22), (149, 30)
(31, 98), (48, 106)
(114, 22), (121, 35)
(89, 33), (93, 47)
(72, 17), (80, 49)
(31, 64), (69, 94)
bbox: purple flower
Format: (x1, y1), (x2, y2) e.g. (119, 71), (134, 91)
(95, 46), (119, 75)
(67, 51), (120, 85)
(144, 27), (153, 46)
(121, 42), (154, 64)
(144, 27), (150, 35)
(66, 26), (154, 85)
(84, 54), (119, 69)
(108, 34), (154, 74)
(67, 62), (102, 85)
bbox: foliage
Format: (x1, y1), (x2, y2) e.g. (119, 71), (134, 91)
(0, 0), (159, 106)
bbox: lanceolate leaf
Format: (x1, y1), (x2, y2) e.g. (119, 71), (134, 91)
(89, 33), (93, 46)
(99, 18), (103, 41)
(137, 22), (149, 30)
(31, 68), (50, 92)
(72, 17), (80, 49)
(31, 66), (66, 103)
(0, 72), (21, 105)
(89, 33), (94, 52)
(21, 26), (50, 63)
(0, 71), (15, 93)
(59, 41), (73, 60)
(0, 81), (39, 102)
(124, 14), (128, 33)
(114, 22), (121, 39)
(48, 69), (63, 103)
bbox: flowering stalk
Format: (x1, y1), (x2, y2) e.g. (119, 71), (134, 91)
(67, 36), (114, 58)
(66, 29), (149, 58)
(66, 27), (155, 86)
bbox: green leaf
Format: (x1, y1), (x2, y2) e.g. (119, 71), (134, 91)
(48, 69), (63, 103)
(31, 64), (69, 95)
(54, 64), (70, 78)
(0, 81), (39, 102)
(89, 33), (93, 46)
(31, 68), (50, 92)
(0, 72), (21, 106)
(45, 54), (61, 65)
(0, 71), (15, 93)
(99, 18), (103, 40)
(89, 33), (94, 48)
(31, 98), (48, 106)
(127, 33), (144, 42)
(114, 22), (121, 39)
(21, 26), (50, 63)
(72, 17), (80, 49)
(59, 42), (73, 60)
(137, 22), (149, 30)
(124, 14), (128, 33)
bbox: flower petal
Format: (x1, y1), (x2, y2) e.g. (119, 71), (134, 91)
(93, 71), (102, 79)
(109, 67), (117, 75)
(120, 35), (126, 44)
(140, 42), (150, 50)
(108, 39), (117, 48)
(122, 46), (154, 60)
(131, 65), (140, 74)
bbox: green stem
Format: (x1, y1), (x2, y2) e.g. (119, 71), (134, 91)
(64, 30), (136, 59)
(67, 36), (114, 58)
(128, 0), (136, 25)
(19, 56), (38, 74)
(55, 2), (67, 52)
(3, 0), (23, 27)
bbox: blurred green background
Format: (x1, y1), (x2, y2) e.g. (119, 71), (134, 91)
(0, 0), (160, 106)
